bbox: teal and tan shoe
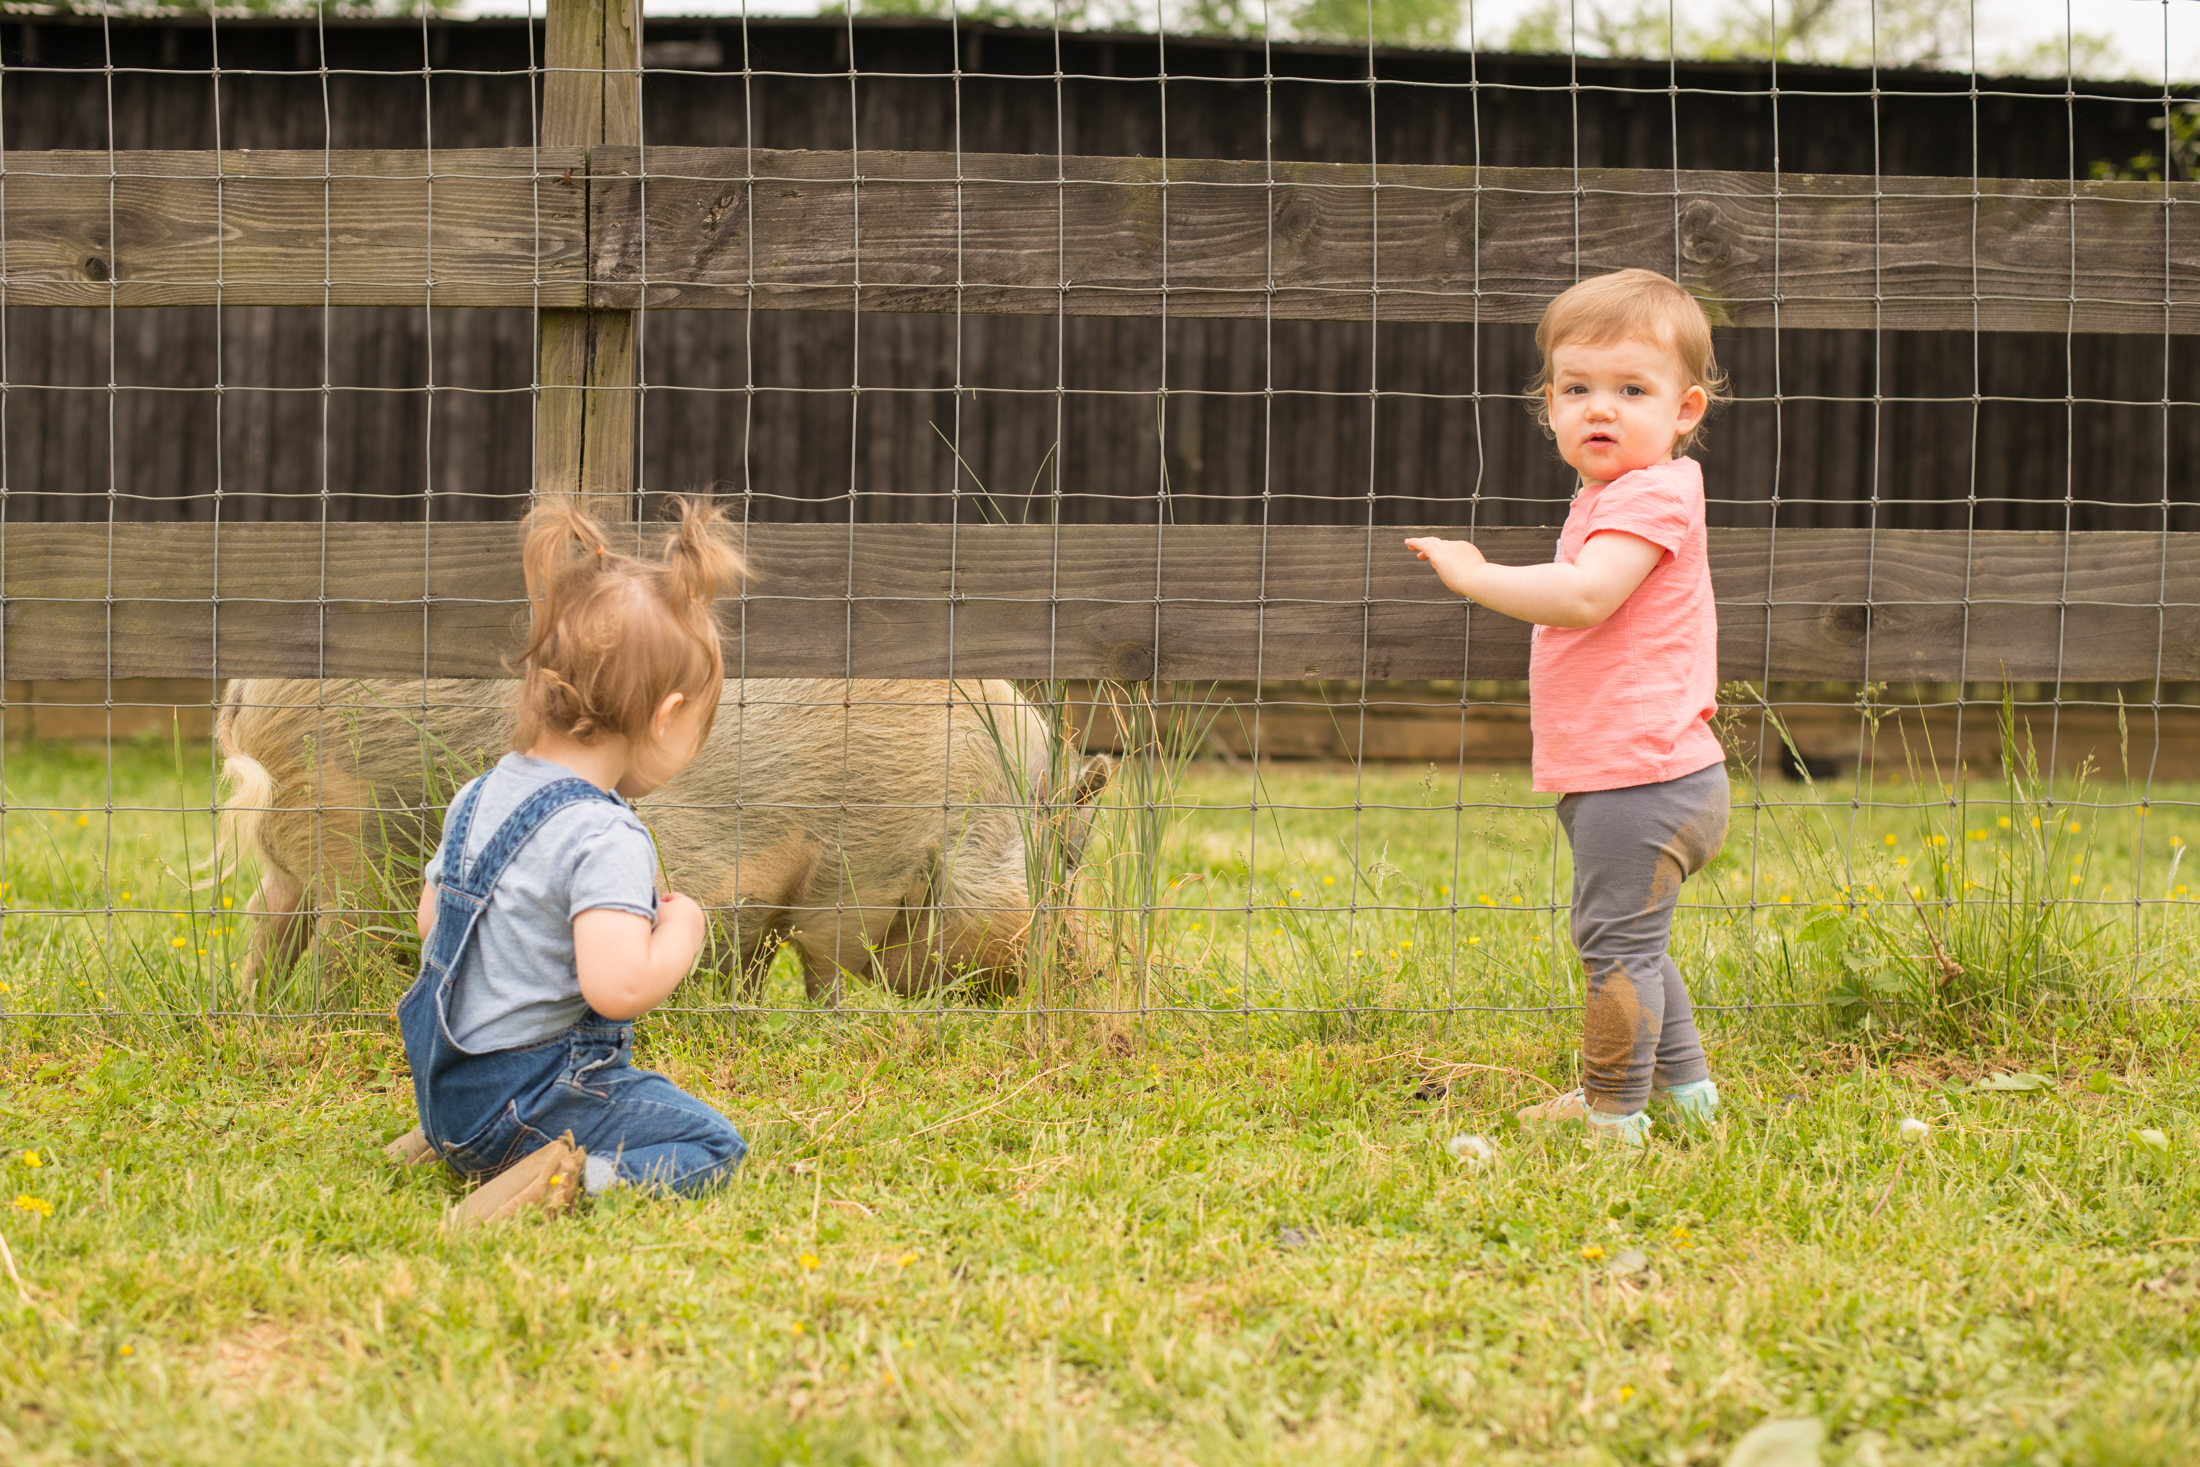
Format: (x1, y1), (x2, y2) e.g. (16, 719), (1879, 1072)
(1516, 1089), (1652, 1146)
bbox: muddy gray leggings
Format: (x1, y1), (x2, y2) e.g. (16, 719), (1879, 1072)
(1556, 762), (1730, 1115)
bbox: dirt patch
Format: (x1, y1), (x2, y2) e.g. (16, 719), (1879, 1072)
(200, 1321), (328, 1412)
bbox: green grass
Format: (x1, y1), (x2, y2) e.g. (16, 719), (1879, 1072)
(1, 1025), (2197, 1463)
(1, 740), (2198, 1462)
(7, 738), (2199, 1037)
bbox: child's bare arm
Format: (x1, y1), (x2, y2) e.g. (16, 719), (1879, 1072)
(417, 882), (439, 940)
(1404, 531), (1664, 629)
(573, 894), (709, 1021)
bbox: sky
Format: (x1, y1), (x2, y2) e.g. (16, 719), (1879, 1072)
(455, 0), (2200, 84)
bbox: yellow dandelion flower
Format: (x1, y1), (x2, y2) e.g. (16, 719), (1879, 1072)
(13, 1194), (51, 1217)
(1400, 939), (1413, 949)
(1578, 1245), (1605, 1261)
(1323, 876), (1336, 886)
(1290, 889), (1302, 899)
(1618, 1384), (1634, 1403)
(1884, 833), (1898, 846)
(1999, 816), (2011, 828)
(171, 937), (186, 949)
(76, 815), (89, 827)
(119, 1344), (133, 1356)
(221, 896), (233, 909)
(21, 1151), (40, 1168)
(119, 891), (131, 901)
(2068, 821), (2082, 834)
(799, 1253), (820, 1271)
(1778, 894), (1793, 904)
(1466, 936), (1480, 945)
(897, 1252), (919, 1268)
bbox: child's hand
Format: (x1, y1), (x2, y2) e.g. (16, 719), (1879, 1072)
(657, 891), (708, 973)
(1405, 536), (1487, 598)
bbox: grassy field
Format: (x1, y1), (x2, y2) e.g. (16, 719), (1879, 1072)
(0, 739), (2197, 1463)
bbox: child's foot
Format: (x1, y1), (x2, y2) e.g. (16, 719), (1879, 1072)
(384, 1126), (438, 1166)
(1516, 1089), (1652, 1146)
(1652, 1078), (1720, 1125)
(450, 1133), (586, 1227)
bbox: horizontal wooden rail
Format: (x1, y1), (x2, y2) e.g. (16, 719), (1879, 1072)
(4, 149), (589, 309)
(1, 522), (2189, 682)
(5, 147), (2193, 332)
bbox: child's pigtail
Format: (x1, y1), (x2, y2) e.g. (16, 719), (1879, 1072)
(658, 495), (745, 611)
(515, 502), (616, 749)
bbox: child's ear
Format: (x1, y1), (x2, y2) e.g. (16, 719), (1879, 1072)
(653, 690), (687, 739)
(1676, 384), (1708, 435)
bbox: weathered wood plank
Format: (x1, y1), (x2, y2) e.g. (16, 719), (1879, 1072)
(592, 147), (2200, 334)
(2, 522), (2193, 682)
(0, 148), (588, 308)
(5, 145), (2190, 331)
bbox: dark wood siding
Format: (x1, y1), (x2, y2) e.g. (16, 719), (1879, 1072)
(2, 15), (2192, 531)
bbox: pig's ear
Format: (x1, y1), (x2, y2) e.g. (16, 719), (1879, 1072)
(1069, 754), (1115, 806)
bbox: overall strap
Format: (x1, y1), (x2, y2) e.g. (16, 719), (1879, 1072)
(443, 775), (625, 901)
(437, 776), (490, 891)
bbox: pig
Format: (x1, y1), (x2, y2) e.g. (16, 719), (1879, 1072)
(215, 677), (1113, 1004)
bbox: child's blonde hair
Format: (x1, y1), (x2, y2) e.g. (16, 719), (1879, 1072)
(1529, 268), (1730, 454)
(512, 496), (745, 753)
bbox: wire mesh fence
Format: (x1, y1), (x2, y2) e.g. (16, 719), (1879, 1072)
(0, 4), (2196, 1041)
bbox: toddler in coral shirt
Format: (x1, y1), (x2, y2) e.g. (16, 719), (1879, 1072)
(1407, 268), (1731, 1145)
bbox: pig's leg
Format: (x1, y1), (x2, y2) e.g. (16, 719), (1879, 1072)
(864, 907), (941, 998)
(701, 840), (825, 1004)
(722, 913), (788, 1005)
(236, 870), (313, 1007)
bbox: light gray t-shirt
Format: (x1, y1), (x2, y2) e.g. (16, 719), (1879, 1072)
(424, 752), (660, 1052)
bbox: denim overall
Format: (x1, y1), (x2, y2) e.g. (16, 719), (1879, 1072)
(397, 774), (746, 1196)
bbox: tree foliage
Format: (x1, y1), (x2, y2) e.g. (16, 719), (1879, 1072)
(1500, 0), (2136, 79)
(42, 0), (452, 15)
(831, 0), (2141, 77)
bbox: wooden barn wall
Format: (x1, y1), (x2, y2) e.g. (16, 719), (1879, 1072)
(1, 16), (2192, 531)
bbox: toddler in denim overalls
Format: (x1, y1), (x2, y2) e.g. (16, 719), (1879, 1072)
(392, 496), (748, 1223)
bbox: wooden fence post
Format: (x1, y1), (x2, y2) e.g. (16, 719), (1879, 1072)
(537, 0), (640, 523)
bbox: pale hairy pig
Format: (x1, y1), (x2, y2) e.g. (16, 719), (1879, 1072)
(216, 677), (1112, 1002)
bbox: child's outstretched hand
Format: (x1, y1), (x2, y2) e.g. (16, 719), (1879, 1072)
(657, 891), (708, 970)
(1405, 536), (1487, 599)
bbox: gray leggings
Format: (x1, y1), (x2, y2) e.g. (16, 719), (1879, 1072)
(1555, 762), (1730, 1115)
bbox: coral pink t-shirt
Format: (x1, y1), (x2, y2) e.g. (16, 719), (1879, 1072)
(1528, 456), (1725, 794)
